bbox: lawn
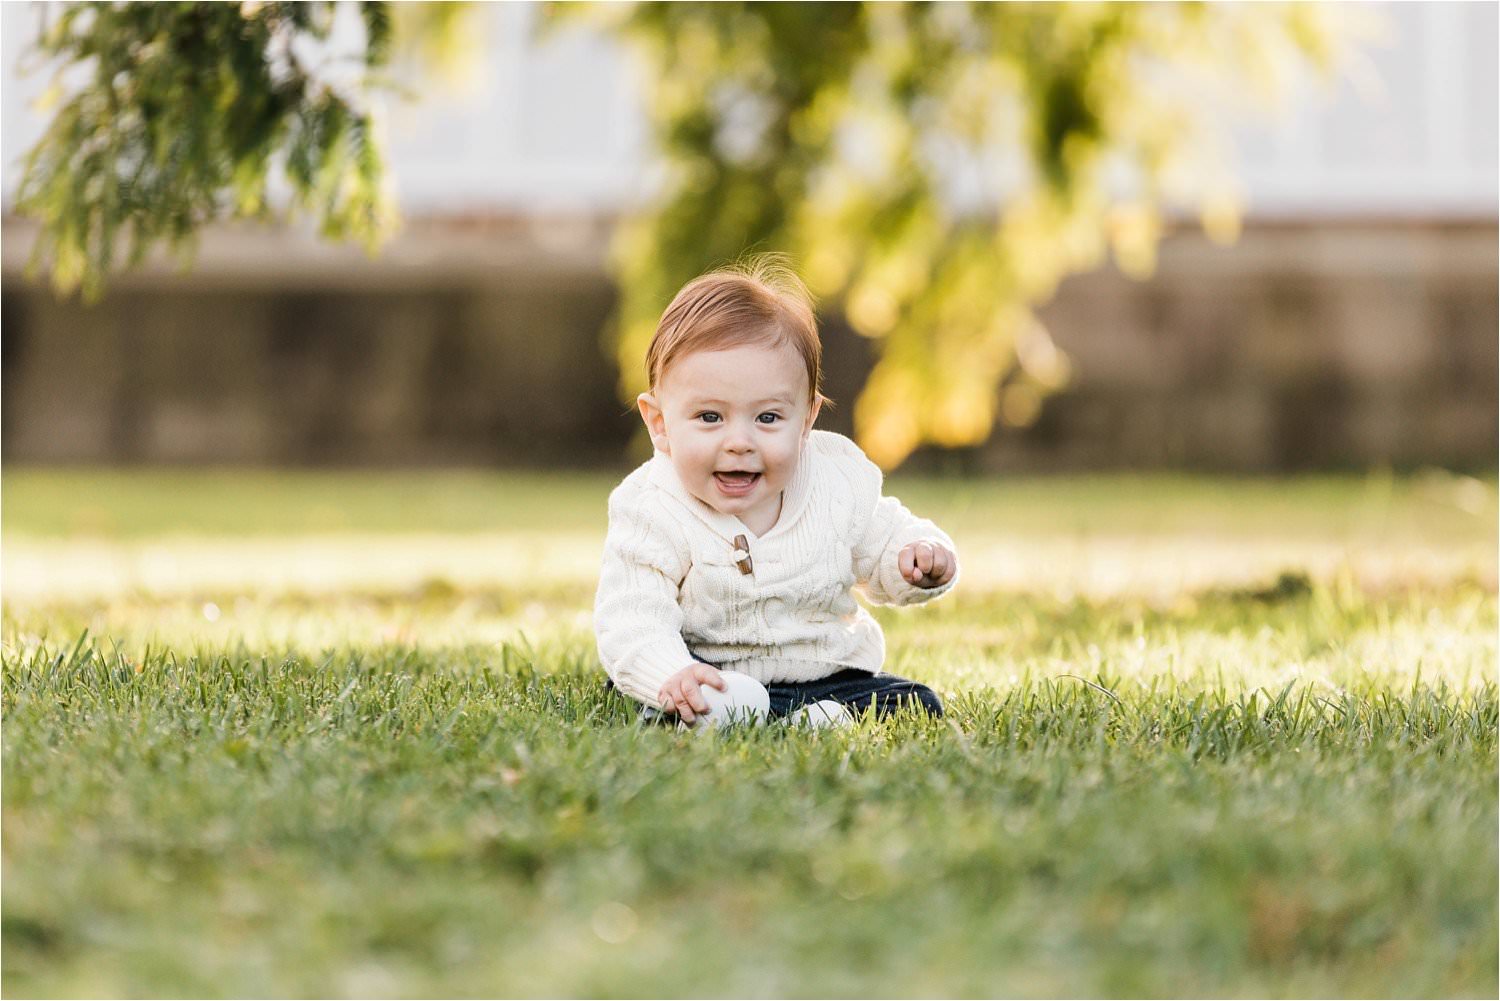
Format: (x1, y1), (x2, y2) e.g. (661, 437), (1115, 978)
(2, 468), (1496, 997)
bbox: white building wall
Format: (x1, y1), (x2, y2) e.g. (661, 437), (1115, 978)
(2, 0), (1496, 220)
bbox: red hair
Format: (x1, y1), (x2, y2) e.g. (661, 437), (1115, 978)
(646, 255), (826, 407)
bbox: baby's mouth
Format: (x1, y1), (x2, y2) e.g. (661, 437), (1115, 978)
(713, 471), (761, 494)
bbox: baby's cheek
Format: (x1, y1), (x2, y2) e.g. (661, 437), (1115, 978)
(773, 441), (804, 481)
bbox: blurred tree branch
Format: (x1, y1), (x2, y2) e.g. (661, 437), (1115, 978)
(15, 1), (1356, 466)
(16, 2), (402, 299)
(560, 1), (1354, 466)
(14, 0), (471, 300)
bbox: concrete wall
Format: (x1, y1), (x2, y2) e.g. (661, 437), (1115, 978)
(2, 218), (1493, 472)
(1004, 221), (1498, 472)
(3, 287), (627, 468)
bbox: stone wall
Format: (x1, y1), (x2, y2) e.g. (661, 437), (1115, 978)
(1, 218), (1494, 471)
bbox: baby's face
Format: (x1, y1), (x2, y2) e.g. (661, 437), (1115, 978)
(639, 340), (820, 531)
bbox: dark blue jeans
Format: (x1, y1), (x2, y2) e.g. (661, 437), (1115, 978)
(764, 667), (944, 718)
(609, 667), (944, 720)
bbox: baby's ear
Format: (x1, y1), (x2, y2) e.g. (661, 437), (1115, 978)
(803, 395), (823, 436)
(637, 392), (670, 454)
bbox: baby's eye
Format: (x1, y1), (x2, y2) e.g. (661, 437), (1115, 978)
(756, 412), (782, 425)
(696, 412), (722, 424)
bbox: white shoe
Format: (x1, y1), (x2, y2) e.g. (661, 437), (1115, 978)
(787, 699), (855, 729)
(677, 671), (770, 730)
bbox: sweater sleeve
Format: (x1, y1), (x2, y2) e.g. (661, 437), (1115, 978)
(839, 444), (959, 607)
(594, 482), (697, 708)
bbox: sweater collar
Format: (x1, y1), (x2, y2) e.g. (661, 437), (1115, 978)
(646, 441), (815, 544)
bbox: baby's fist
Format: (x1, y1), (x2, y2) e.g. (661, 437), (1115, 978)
(899, 540), (956, 588)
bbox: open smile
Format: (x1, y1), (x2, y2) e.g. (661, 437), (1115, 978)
(713, 471), (762, 497)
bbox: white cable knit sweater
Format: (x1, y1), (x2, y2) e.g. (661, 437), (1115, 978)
(594, 430), (958, 708)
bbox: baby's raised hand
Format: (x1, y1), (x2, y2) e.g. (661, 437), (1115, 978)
(899, 540), (956, 588)
(657, 663), (728, 724)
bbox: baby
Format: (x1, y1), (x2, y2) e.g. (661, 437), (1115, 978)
(594, 257), (959, 728)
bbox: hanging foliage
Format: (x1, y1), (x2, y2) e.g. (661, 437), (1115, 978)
(15, 1), (400, 300)
(559, 1), (1350, 466)
(15, 1), (1353, 467)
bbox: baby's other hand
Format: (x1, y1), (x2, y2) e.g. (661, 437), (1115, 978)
(899, 540), (956, 588)
(657, 663), (727, 724)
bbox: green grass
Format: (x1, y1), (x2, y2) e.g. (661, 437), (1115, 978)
(3, 469), (1496, 997)
(4, 466), (1494, 543)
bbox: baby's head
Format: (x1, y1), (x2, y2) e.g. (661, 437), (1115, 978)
(637, 256), (826, 526)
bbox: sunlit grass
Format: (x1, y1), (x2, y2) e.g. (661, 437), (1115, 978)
(5, 466), (1493, 542)
(2, 469), (1496, 997)
(4, 468), (1495, 607)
